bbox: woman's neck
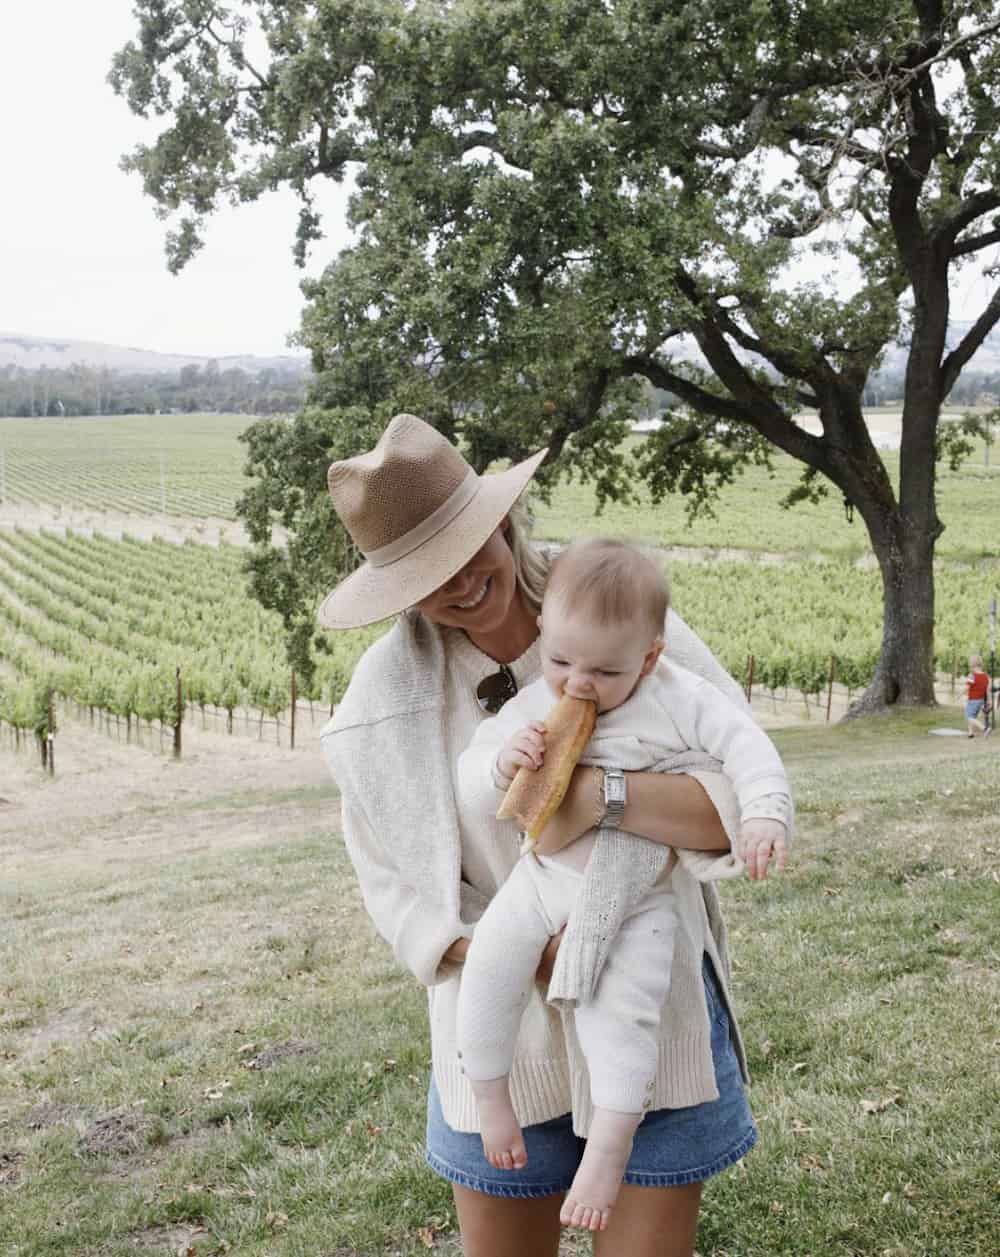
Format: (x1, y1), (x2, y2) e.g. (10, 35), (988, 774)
(467, 589), (539, 663)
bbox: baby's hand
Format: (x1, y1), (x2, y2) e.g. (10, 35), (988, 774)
(738, 818), (787, 882)
(497, 722), (547, 781)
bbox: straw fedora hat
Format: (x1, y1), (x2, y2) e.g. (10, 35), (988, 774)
(318, 413), (547, 628)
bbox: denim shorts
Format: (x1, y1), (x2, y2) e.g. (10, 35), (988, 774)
(425, 955), (757, 1197)
(966, 698), (985, 719)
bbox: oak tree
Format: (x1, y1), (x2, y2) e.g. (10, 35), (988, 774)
(111, 0), (1000, 706)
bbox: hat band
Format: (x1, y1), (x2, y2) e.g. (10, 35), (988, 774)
(365, 468), (480, 568)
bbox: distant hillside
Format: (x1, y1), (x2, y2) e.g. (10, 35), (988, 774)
(0, 332), (310, 377)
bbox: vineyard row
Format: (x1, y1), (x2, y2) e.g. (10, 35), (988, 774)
(0, 528), (997, 748)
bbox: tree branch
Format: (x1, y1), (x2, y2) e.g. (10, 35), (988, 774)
(935, 190), (1000, 251)
(952, 226), (1000, 258)
(939, 286), (1000, 398)
(901, 16), (1000, 82)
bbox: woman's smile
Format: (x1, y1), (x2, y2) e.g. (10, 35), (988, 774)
(450, 577), (491, 611)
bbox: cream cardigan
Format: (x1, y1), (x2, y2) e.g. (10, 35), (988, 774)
(320, 607), (751, 1136)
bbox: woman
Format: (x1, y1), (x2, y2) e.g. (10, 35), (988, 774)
(320, 414), (757, 1257)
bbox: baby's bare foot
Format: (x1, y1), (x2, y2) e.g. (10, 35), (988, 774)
(471, 1076), (527, 1170)
(560, 1107), (639, 1232)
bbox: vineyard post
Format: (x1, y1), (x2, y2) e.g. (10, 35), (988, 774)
(47, 689), (55, 777)
(951, 654), (958, 697)
(173, 668), (182, 760)
(826, 655), (836, 722)
(290, 670), (297, 751)
(744, 654), (755, 704)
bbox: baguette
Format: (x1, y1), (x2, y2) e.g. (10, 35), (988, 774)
(496, 694), (597, 841)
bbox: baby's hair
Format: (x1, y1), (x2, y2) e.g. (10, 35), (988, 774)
(969, 653), (983, 667)
(544, 538), (669, 642)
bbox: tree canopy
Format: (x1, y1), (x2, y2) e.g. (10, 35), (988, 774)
(111, 1), (1000, 703)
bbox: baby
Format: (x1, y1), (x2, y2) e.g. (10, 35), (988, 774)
(456, 539), (791, 1231)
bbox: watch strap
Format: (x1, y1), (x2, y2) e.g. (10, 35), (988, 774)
(600, 768), (627, 829)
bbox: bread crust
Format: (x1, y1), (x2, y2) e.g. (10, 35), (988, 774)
(496, 694), (598, 840)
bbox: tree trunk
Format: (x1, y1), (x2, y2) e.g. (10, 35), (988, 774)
(850, 519), (937, 713)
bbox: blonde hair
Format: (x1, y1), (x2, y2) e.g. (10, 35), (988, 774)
(506, 498), (549, 613)
(544, 538), (668, 642)
(969, 653), (983, 668)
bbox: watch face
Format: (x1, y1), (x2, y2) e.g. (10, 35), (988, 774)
(605, 773), (627, 805)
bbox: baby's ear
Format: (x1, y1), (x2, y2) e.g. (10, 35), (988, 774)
(640, 636), (665, 678)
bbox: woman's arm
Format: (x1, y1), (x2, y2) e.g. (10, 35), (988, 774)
(533, 764), (731, 857)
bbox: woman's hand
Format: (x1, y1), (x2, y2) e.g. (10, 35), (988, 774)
(533, 764), (731, 855)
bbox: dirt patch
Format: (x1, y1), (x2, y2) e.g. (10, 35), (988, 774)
(26, 1102), (85, 1131)
(79, 1109), (153, 1158)
(126, 1224), (210, 1252)
(242, 1040), (320, 1071)
(0, 1150), (23, 1186)
(0, 712), (333, 881)
(18, 1005), (100, 1062)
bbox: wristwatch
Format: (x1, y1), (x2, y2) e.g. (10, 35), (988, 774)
(600, 768), (627, 829)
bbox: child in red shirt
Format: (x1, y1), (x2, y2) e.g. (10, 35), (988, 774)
(964, 654), (991, 737)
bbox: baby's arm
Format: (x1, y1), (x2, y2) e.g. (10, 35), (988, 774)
(457, 700), (526, 822)
(457, 685), (551, 818)
(687, 685), (792, 881)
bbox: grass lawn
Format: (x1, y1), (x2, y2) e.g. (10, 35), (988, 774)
(1, 709), (997, 1255)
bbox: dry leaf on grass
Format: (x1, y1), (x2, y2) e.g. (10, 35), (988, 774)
(860, 1093), (901, 1114)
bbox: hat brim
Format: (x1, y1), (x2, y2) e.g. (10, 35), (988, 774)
(317, 446), (547, 629)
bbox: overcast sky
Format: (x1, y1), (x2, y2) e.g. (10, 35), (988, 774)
(0, 3), (352, 359)
(3, 6), (997, 363)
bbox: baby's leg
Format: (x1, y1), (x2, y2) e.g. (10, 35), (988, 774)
(457, 857), (574, 1169)
(561, 1105), (643, 1232)
(561, 887), (677, 1230)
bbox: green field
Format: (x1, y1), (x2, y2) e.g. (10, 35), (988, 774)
(1, 413), (998, 745)
(1, 413), (999, 560)
(0, 414), (251, 518)
(1, 713), (996, 1255)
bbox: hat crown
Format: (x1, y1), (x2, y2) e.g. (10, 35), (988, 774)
(328, 414), (472, 556)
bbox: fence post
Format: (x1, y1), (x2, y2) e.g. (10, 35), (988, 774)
(290, 670), (297, 751)
(744, 654), (755, 704)
(47, 689), (55, 777)
(173, 668), (182, 760)
(826, 655), (836, 722)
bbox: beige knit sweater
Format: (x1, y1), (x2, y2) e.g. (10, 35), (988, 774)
(320, 607), (751, 1136)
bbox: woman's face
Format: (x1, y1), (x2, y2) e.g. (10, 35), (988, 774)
(413, 524), (519, 633)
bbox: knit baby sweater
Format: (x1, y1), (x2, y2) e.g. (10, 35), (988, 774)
(459, 661), (791, 1007)
(321, 606), (751, 1135)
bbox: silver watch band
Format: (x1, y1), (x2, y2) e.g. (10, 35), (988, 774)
(600, 768), (627, 829)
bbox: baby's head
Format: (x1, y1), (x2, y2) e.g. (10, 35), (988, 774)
(969, 653), (983, 669)
(539, 539), (668, 712)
